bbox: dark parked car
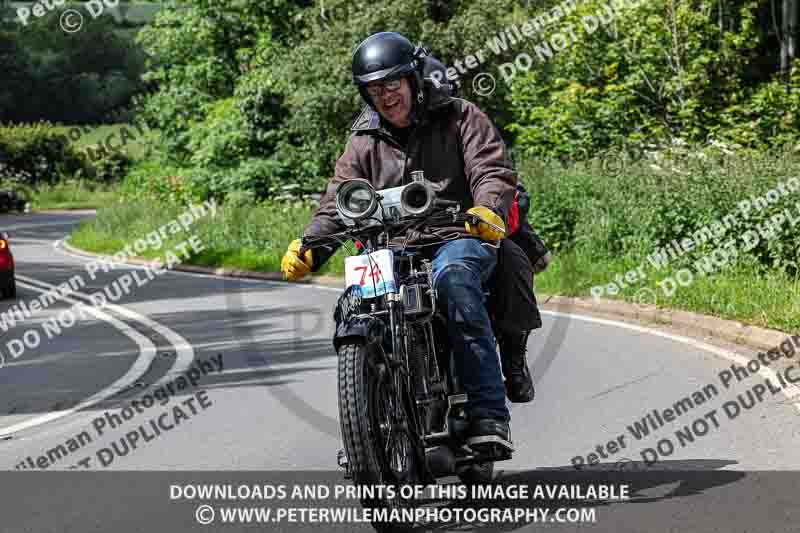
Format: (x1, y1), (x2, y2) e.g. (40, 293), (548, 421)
(0, 190), (28, 213)
(0, 232), (16, 299)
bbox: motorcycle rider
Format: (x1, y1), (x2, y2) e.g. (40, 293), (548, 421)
(281, 31), (518, 451)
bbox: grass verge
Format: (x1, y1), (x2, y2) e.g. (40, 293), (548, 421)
(534, 250), (800, 332)
(68, 198), (348, 275)
(28, 180), (122, 210)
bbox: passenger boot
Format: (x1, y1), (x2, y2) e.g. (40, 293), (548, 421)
(500, 330), (535, 403)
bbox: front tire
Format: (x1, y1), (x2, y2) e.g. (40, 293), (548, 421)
(337, 343), (418, 532)
(338, 343), (385, 486)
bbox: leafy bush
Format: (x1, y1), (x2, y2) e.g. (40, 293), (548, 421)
(186, 98), (251, 168)
(506, 0), (794, 158)
(121, 159), (196, 205)
(0, 123), (87, 185)
(719, 64), (800, 147)
(91, 151), (134, 183)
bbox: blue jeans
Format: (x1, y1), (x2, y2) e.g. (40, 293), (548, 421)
(431, 238), (509, 422)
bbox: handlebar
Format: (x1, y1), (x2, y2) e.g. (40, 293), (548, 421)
(301, 208), (469, 251)
(301, 208), (504, 253)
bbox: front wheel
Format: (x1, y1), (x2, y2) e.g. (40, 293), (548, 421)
(337, 343), (419, 531)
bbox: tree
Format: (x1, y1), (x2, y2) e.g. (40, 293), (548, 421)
(780, 0), (798, 78)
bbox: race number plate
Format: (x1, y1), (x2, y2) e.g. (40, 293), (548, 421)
(345, 249), (396, 298)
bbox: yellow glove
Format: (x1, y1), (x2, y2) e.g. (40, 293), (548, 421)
(280, 239), (313, 281)
(465, 206), (506, 241)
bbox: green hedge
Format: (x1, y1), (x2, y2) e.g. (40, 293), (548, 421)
(0, 123), (86, 185)
(0, 123), (135, 185)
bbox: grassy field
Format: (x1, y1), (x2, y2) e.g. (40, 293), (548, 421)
(52, 123), (154, 161)
(17, 123), (155, 209)
(29, 180), (122, 210)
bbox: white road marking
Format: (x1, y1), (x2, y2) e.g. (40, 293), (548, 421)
(17, 274), (195, 388)
(2, 221), (77, 233)
(0, 280), (157, 438)
(537, 309), (800, 412)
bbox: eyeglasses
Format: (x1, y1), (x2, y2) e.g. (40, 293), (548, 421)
(366, 79), (402, 98)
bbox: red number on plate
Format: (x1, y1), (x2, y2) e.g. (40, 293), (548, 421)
(369, 263), (382, 281)
(354, 265), (368, 285)
(354, 262), (383, 286)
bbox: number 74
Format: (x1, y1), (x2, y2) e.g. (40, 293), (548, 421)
(354, 263), (382, 285)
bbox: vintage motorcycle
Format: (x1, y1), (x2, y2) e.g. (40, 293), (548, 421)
(301, 172), (514, 522)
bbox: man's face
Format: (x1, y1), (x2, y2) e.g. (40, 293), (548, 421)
(368, 76), (412, 128)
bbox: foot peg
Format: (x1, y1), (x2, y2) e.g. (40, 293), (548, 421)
(467, 418), (514, 460)
(467, 437), (514, 461)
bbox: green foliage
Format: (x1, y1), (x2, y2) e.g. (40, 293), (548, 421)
(92, 151), (134, 183)
(0, 123), (87, 185)
(508, 0), (777, 157)
(120, 159), (197, 204)
(136, 0), (311, 161)
(127, 0), (800, 205)
(186, 98), (251, 168)
(29, 179), (121, 210)
(719, 63), (800, 146)
(519, 141), (800, 273)
(0, 6), (147, 124)
(71, 194), (344, 274)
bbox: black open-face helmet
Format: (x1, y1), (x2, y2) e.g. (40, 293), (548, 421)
(352, 32), (427, 111)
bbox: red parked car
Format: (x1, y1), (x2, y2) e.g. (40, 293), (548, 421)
(0, 232), (16, 299)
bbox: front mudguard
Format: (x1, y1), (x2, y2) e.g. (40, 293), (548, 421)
(333, 314), (387, 353)
(332, 285), (388, 352)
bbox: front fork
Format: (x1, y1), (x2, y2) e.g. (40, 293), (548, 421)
(386, 294), (408, 422)
(387, 294), (429, 463)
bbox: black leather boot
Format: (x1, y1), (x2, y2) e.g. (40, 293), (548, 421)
(467, 418), (513, 455)
(500, 330), (535, 403)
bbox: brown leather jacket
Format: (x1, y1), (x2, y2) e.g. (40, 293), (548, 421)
(305, 80), (518, 269)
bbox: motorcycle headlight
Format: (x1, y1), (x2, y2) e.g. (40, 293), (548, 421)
(400, 181), (435, 216)
(336, 180), (377, 221)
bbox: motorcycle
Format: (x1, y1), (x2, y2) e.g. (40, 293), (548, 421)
(301, 172), (514, 528)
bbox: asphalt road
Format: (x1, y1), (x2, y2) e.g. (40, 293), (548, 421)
(1, 211), (799, 533)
